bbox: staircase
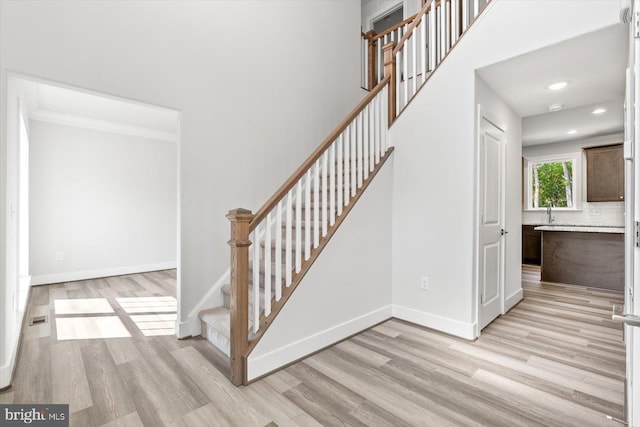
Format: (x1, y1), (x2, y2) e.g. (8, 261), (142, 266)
(199, 0), (490, 386)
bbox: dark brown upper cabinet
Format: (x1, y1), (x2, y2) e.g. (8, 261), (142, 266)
(585, 144), (624, 202)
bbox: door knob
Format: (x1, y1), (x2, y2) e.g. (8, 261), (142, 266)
(612, 304), (640, 327)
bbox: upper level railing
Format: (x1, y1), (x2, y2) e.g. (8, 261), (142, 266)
(361, 14), (417, 90)
(382, 0), (489, 121)
(363, 0), (488, 102)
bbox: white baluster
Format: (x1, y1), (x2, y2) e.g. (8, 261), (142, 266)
(322, 152), (328, 237)
(372, 89), (380, 165)
(337, 134), (344, 214)
(305, 170), (311, 259)
(252, 228), (260, 333)
(362, 37), (367, 88)
(403, 41), (408, 109)
(369, 101), (375, 172)
(363, 106), (369, 181)
(474, 0), (479, 19)
(375, 91), (381, 164)
(343, 125), (350, 205)
(275, 202), (282, 301)
(430, 1), (436, 70)
(396, 50), (401, 114)
(412, 32), (417, 97)
(383, 86), (389, 153)
(330, 142), (336, 226)
(446, 1), (450, 56)
(377, 39), (383, 84)
(452, 0), (458, 43)
(421, 16), (427, 85)
(357, 114), (363, 188)
(285, 190), (292, 286)
(264, 213), (272, 316)
(440, 0), (445, 61)
(313, 160), (320, 248)
(462, 0), (468, 31)
(350, 122), (357, 197)
(295, 181), (302, 273)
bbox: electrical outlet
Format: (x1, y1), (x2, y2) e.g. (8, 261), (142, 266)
(420, 276), (429, 291)
(55, 251), (63, 261)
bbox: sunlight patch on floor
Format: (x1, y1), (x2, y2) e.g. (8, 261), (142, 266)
(129, 313), (177, 336)
(115, 296), (177, 314)
(56, 316), (131, 340)
(54, 298), (114, 314)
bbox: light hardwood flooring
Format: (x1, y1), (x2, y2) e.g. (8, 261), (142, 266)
(0, 266), (626, 426)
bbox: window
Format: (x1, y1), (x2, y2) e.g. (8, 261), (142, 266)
(525, 155), (579, 210)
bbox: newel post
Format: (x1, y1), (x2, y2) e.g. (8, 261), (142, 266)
(365, 30), (377, 91)
(383, 42), (397, 126)
(226, 208), (253, 386)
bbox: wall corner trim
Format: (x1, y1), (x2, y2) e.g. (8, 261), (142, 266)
(392, 304), (476, 340)
(505, 288), (524, 312)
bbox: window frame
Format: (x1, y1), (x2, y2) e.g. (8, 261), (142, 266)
(524, 153), (581, 211)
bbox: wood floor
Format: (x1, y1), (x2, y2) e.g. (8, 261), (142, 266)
(0, 266), (626, 426)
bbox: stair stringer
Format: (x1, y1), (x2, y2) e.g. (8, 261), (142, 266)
(246, 155), (394, 381)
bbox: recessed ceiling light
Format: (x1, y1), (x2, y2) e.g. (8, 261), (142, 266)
(547, 81), (569, 91)
(567, 129), (578, 135)
(547, 104), (563, 112)
(591, 108), (607, 115)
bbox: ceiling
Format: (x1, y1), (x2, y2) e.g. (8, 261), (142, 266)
(23, 80), (180, 142)
(477, 23), (628, 146)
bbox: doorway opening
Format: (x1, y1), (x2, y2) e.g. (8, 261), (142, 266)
(373, 6), (404, 34)
(5, 74), (181, 346)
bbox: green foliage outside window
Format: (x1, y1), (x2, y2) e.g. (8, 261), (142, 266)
(530, 160), (574, 208)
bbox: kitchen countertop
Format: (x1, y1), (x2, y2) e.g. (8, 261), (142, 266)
(534, 225), (624, 234)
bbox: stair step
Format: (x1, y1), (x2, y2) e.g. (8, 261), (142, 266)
(199, 307), (232, 356)
(199, 307), (256, 356)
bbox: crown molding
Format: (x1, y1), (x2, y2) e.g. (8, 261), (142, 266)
(29, 109), (178, 143)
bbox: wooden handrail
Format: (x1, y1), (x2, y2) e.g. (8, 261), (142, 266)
(249, 75), (391, 230)
(370, 13), (418, 42)
(392, 0), (434, 56)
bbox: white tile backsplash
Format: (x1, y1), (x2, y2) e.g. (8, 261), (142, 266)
(522, 202), (624, 226)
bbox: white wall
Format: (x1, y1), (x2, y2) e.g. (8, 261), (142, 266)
(1, 77), (32, 388)
(29, 120), (177, 284)
(389, 0), (620, 339)
(248, 158), (393, 380)
(0, 0), (363, 384)
(523, 134), (625, 227)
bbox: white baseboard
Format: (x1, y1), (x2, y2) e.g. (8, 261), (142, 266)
(1, 285), (30, 389)
(505, 288), (524, 312)
(1, 351), (16, 389)
(30, 262), (177, 286)
(247, 305), (393, 381)
(175, 320), (193, 339)
(392, 304), (476, 340)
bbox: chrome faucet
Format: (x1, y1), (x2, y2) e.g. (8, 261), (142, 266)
(546, 201), (554, 224)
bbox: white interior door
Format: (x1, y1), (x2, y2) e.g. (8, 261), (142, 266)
(478, 113), (505, 331)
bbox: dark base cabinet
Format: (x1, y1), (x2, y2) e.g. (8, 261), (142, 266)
(522, 225), (542, 265)
(540, 231), (624, 291)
